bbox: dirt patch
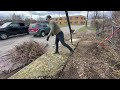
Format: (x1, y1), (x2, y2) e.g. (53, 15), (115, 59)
(85, 43), (104, 58)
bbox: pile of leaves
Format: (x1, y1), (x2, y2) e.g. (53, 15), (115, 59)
(7, 40), (46, 66)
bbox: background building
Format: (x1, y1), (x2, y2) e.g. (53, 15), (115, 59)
(53, 15), (86, 25)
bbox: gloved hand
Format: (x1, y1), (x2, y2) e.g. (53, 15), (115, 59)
(46, 36), (50, 41)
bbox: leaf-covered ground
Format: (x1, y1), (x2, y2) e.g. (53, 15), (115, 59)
(56, 27), (120, 79)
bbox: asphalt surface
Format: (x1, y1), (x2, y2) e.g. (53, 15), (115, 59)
(0, 25), (84, 56)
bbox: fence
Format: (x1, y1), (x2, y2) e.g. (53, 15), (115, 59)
(97, 25), (120, 48)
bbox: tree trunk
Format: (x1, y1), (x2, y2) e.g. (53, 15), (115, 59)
(102, 11), (105, 30)
(94, 11), (99, 37)
(86, 11), (89, 27)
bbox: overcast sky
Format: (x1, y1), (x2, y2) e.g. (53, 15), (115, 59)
(0, 11), (111, 20)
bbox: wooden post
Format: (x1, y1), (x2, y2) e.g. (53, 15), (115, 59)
(65, 11), (72, 44)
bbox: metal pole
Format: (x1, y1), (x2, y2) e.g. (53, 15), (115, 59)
(65, 11), (72, 43)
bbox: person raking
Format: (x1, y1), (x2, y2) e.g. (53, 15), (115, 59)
(46, 15), (74, 54)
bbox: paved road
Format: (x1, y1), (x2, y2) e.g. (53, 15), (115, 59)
(0, 25), (84, 56)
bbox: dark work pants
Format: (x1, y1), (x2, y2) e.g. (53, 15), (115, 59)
(55, 31), (73, 52)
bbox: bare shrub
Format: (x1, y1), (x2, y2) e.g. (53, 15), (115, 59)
(91, 20), (103, 30)
(8, 40), (46, 66)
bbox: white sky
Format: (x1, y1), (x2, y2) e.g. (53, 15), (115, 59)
(0, 11), (111, 20)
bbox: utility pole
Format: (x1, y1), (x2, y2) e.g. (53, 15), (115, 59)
(65, 11), (72, 44)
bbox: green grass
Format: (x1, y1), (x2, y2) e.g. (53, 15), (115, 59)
(79, 26), (87, 32)
(78, 25), (97, 33)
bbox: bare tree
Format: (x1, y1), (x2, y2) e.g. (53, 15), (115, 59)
(94, 11), (100, 36)
(37, 13), (45, 23)
(28, 11), (33, 23)
(93, 11), (99, 19)
(38, 13), (41, 22)
(24, 17), (31, 25)
(112, 11), (120, 25)
(91, 11), (103, 37)
(94, 11), (98, 19)
(86, 11), (89, 27)
(92, 11), (103, 19)
(11, 13), (23, 22)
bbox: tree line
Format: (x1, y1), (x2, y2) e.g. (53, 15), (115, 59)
(0, 13), (45, 26)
